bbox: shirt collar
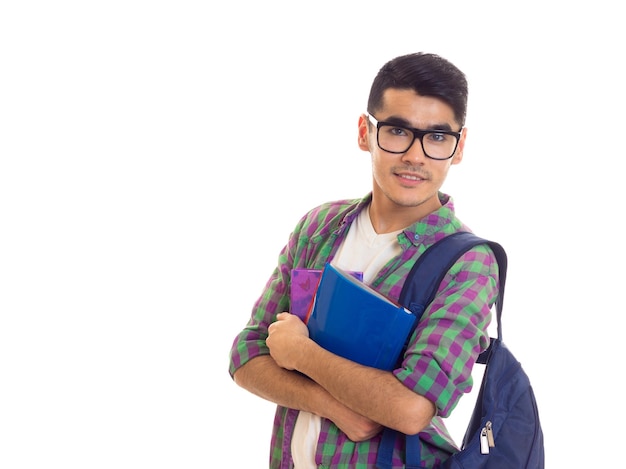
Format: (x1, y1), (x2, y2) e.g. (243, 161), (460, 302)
(337, 192), (461, 246)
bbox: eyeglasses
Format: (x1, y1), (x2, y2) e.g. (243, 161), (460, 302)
(367, 114), (462, 160)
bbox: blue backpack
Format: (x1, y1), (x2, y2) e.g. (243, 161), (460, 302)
(376, 232), (545, 469)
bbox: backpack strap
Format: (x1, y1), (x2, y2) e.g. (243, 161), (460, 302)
(399, 231), (507, 341)
(376, 231), (507, 469)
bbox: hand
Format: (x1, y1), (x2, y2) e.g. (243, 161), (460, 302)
(267, 312), (310, 371)
(332, 410), (383, 442)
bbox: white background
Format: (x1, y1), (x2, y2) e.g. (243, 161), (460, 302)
(1, 1), (624, 467)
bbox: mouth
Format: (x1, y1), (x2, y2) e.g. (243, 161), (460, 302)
(398, 173), (423, 181)
(395, 171), (427, 183)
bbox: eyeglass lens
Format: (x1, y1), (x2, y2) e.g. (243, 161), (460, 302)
(377, 125), (457, 159)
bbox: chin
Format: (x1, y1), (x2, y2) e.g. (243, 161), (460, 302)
(388, 195), (424, 208)
(389, 188), (440, 211)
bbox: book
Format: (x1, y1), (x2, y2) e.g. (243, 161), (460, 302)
(290, 268), (363, 321)
(305, 262), (417, 371)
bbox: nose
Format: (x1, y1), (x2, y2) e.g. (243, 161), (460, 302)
(400, 138), (427, 165)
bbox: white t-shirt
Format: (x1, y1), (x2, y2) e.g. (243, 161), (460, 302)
(291, 207), (403, 468)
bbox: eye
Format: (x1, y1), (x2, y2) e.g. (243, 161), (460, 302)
(388, 126), (410, 137)
(426, 132), (451, 144)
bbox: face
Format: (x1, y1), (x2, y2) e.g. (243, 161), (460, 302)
(358, 88), (467, 221)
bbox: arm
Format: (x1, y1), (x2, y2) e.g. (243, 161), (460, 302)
(230, 201), (391, 439)
(233, 352), (383, 441)
(266, 312), (436, 436)
(394, 243), (500, 417)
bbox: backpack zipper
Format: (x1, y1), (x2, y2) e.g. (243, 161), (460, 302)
(480, 421), (496, 454)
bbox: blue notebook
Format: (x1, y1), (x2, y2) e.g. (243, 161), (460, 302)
(306, 262), (417, 371)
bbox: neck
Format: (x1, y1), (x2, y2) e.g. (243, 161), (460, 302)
(368, 194), (442, 234)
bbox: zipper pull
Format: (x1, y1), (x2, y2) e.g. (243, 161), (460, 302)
(480, 421), (496, 454)
(485, 421), (495, 449)
(480, 427), (490, 454)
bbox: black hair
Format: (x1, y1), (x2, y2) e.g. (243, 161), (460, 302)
(367, 52), (468, 127)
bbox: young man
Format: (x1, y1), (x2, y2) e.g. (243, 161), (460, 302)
(228, 52), (500, 468)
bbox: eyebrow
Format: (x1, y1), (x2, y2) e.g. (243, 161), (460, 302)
(381, 115), (455, 132)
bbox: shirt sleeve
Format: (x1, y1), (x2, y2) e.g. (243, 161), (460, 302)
(227, 254), (291, 378)
(227, 218), (306, 378)
(393, 244), (499, 417)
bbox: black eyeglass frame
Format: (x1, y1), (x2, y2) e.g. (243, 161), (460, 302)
(367, 114), (462, 160)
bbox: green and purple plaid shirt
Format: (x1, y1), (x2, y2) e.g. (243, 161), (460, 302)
(229, 192), (499, 468)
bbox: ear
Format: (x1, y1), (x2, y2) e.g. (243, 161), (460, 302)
(357, 114), (370, 151)
(451, 127), (468, 165)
